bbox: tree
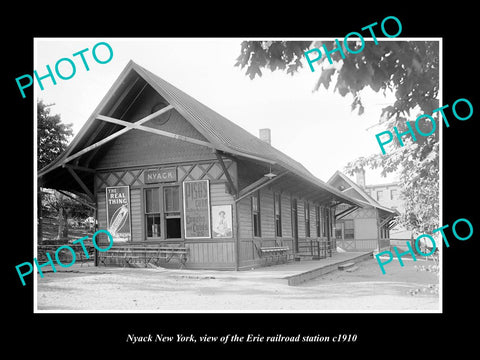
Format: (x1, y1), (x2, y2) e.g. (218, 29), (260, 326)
(42, 190), (93, 240)
(235, 40), (440, 235)
(37, 100), (76, 241)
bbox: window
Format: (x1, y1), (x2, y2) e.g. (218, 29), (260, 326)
(321, 207), (328, 237)
(304, 202), (310, 237)
(274, 193), (282, 237)
(390, 189), (398, 200)
(325, 208), (333, 238)
(145, 188), (161, 238)
(376, 190), (384, 202)
(252, 191), (261, 237)
(315, 205), (321, 237)
(344, 220), (354, 239)
(144, 186), (181, 240)
(164, 186), (181, 239)
(335, 222), (344, 239)
(380, 226), (389, 239)
(291, 198), (298, 238)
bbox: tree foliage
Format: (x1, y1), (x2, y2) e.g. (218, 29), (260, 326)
(42, 190), (93, 240)
(235, 40), (440, 234)
(37, 100), (92, 240)
(37, 99), (73, 170)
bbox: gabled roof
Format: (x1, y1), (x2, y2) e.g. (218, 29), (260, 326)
(327, 170), (399, 215)
(38, 60), (364, 208)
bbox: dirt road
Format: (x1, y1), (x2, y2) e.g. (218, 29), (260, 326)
(36, 258), (439, 312)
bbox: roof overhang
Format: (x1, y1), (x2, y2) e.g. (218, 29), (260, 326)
(37, 60), (370, 210)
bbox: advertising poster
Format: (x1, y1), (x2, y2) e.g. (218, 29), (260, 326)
(212, 205), (233, 238)
(106, 186), (131, 242)
(183, 180), (211, 239)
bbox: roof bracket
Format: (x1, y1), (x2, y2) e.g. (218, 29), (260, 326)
(379, 214), (396, 228)
(215, 151), (237, 196)
(335, 205), (359, 220)
(235, 171), (288, 203)
(65, 166), (94, 202)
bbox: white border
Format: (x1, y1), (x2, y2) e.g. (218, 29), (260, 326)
(33, 37), (443, 314)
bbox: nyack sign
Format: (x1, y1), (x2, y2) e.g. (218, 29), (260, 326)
(144, 167), (177, 184)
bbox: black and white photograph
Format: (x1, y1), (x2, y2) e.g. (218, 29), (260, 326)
(6, 8), (478, 352)
(212, 205), (233, 238)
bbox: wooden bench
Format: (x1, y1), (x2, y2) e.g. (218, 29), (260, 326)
(98, 246), (189, 269)
(259, 246), (290, 264)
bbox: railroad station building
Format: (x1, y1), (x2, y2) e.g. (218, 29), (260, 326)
(327, 170), (398, 252)
(38, 60), (370, 270)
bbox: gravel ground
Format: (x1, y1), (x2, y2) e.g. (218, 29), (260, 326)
(36, 258), (440, 312)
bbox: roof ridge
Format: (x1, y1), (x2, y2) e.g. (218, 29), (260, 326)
(328, 171), (397, 213)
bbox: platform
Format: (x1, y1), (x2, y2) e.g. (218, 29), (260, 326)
(158, 251), (374, 286)
(249, 251), (373, 285)
(41, 251), (374, 286)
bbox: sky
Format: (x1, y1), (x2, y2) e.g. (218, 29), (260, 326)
(34, 37), (399, 185)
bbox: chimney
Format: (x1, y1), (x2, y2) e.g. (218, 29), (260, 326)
(355, 167), (366, 188)
(259, 128), (271, 145)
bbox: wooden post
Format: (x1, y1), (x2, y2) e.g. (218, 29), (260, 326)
(215, 151), (237, 195)
(94, 247), (98, 267)
(375, 209), (381, 251)
(37, 186), (43, 243)
(234, 201), (240, 271)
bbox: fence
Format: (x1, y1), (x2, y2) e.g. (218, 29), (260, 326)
(37, 244), (97, 266)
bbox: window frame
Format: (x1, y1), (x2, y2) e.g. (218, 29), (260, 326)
(251, 191), (261, 237)
(321, 207), (328, 238)
(344, 219), (354, 240)
(163, 185), (182, 239)
(390, 189), (398, 200)
(144, 186), (162, 240)
(304, 201), (310, 238)
(335, 221), (344, 239)
(274, 192), (282, 237)
(315, 205), (321, 237)
(376, 190), (384, 202)
(143, 184), (183, 241)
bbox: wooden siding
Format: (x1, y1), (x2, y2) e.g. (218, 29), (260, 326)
(210, 182), (234, 206)
(260, 189), (275, 238)
(239, 239), (255, 264)
(309, 202), (316, 237)
(297, 200), (305, 239)
(337, 238), (379, 251)
(234, 185), (337, 267)
(354, 218), (378, 240)
(130, 188), (142, 241)
(281, 193), (292, 238)
(96, 181), (237, 267)
(97, 191), (107, 230)
(185, 241), (235, 265)
(183, 182), (236, 266)
(95, 160), (236, 192)
(238, 196), (252, 239)
(93, 85), (216, 169)
(94, 120), (215, 169)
